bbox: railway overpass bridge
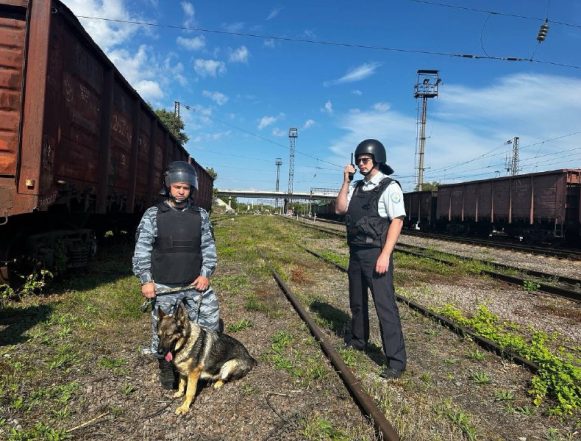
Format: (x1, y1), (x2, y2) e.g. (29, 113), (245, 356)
(215, 188), (338, 201)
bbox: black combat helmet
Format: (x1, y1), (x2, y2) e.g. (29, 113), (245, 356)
(354, 139), (394, 175)
(160, 161), (198, 196)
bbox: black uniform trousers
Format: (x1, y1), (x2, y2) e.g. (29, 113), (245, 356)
(347, 246), (406, 372)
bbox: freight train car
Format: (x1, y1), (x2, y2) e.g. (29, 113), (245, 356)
(312, 199), (341, 221)
(403, 190), (437, 230)
(434, 169), (581, 243)
(0, 0), (213, 283)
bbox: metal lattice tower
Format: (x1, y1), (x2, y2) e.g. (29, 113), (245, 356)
(506, 137), (520, 176)
(414, 70), (441, 191)
(287, 128), (298, 205)
(275, 158), (282, 209)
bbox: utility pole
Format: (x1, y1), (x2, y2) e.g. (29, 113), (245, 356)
(174, 101), (180, 118)
(287, 128), (298, 213)
(414, 70), (441, 191)
(505, 137), (520, 176)
(275, 158), (282, 212)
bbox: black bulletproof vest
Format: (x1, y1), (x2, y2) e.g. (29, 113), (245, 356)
(346, 177), (393, 248)
(151, 202), (202, 285)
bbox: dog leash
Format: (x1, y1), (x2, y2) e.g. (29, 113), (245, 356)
(140, 285), (206, 315)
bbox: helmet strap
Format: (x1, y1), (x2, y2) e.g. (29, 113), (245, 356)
(168, 194), (188, 208)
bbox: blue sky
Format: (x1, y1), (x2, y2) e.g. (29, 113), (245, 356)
(61, 0), (581, 193)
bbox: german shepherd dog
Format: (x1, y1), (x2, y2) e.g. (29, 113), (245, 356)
(157, 303), (256, 415)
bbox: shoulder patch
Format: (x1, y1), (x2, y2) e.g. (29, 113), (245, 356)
(390, 192), (401, 203)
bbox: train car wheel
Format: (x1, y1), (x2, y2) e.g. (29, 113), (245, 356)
(0, 233), (39, 289)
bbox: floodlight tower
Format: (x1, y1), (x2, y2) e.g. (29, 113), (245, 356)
(414, 70), (441, 191)
(505, 137), (520, 176)
(275, 158), (282, 210)
(287, 128), (298, 209)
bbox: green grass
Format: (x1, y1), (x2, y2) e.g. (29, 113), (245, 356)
(434, 400), (478, 441)
(470, 371), (491, 385)
(494, 390), (515, 402)
(438, 303), (581, 415)
(467, 349), (486, 361)
(302, 416), (350, 441)
(227, 319), (253, 332)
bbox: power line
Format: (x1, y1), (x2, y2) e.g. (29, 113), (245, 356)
(75, 14), (581, 70)
(425, 147), (581, 182)
(408, 0), (581, 30)
(175, 101), (343, 169)
(425, 131), (581, 175)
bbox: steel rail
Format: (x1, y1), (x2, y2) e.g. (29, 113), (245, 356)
(401, 230), (581, 261)
(261, 252), (400, 441)
(301, 246), (540, 374)
(288, 219), (581, 302)
(302, 216), (581, 261)
(395, 244), (581, 303)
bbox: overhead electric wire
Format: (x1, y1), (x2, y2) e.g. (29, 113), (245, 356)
(408, 0), (581, 29)
(425, 131), (581, 176)
(425, 146), (581, 182)
(75, 14), (581, 70)
(176, 102), (343, 169)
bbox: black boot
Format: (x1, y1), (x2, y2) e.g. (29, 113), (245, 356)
(158, 359), (177, 390)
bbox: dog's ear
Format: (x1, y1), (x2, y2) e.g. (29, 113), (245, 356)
(158, 308), (166, 319)
(176, 302), (189, 327)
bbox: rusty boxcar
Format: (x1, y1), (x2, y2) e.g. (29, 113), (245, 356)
(403, 190), (437, 230)
(434, 169), (581, 242)
(0, 0), (213, 283)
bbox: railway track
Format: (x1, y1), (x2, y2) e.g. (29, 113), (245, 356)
(300, 246), (539, 374)
(287, 217), (581, 302)
(304, 216), (581, 261)
(402, 230), (581, 261)
(263, 253), (400, 441)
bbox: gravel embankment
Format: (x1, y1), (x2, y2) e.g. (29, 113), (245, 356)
(399, 233), (581, 280)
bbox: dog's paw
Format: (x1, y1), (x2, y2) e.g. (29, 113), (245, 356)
(173, 391), (185, 398)
(213, 380), (224, 389)
(175, 405), (190, 415)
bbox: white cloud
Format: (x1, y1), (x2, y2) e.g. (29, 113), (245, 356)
(202, 90), (229, 106)
(328, 73), (581, 190)
(194, 59), (227, 77)
(163, 55), (188, 87)
(303, 119), (315, 129)
(352, 89), (363, 96)
(191, 130), (232, 144)
(229, 46), (249, 63)
(181, 2), (195, 28)
(272, 127), (286, 137)
(438, 73), (581, 125)
(325, 62), (381, 86)
(258, 115), (277, 130)
(181, 104), (213, 132)
(373, 102), (390, 112)
(321, 100), (333, 114)
(264, 39), (276, 48)
(135, 80), (164, 100)
(223, 22), (245, 33)
(266, 7), (282, 20)
(177, 36), (205, 51)
(61, 0), (146, 52)
(108, 45), (165, 101)
(181, 2), (194, 16)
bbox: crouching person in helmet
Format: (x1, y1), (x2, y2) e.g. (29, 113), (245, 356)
(335, 139), (407, 380)
(132, 160), (220, 389)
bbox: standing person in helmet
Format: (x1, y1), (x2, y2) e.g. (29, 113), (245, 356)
(132, 160), (220, 389)
(335, 139), (407, 380)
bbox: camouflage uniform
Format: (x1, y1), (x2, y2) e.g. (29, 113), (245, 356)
(132, 202), (219, 354)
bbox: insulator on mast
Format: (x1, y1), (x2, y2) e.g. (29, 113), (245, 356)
(536, 20), (549, 43)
